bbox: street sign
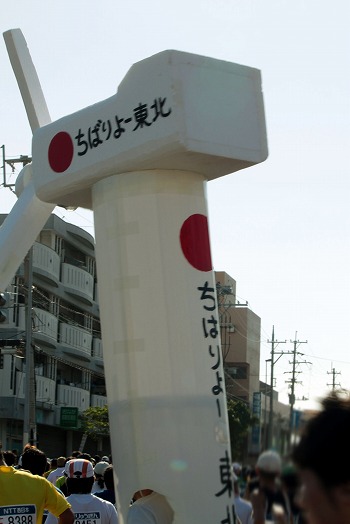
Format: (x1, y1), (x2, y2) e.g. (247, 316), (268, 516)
(60, 407), (79, 429)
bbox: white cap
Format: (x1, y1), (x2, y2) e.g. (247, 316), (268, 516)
(256, 450), (281, 474)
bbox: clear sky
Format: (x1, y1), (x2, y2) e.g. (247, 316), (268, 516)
(1, 1), (349, 411)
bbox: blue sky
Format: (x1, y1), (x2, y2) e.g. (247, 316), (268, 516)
(1, 1), (350, 410)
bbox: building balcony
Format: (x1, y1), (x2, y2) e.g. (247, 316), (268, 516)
(56, 383), (90, 411)
(35, 375), (56, 405)
(61, 263), (94, 304)
(32, 307), (58, 348)
(59, 322), (92, 361)
(91, 394), (108, 408)
(14, 373), (55, 406)
(92, 338), (104, 368)
(32, 242), (60, 286)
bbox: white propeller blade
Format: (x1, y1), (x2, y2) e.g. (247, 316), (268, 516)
(0, 165), (55, 290)
(0, 29), (56, 290)
(3, 28), (51, 131)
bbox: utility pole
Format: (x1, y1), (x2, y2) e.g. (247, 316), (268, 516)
(23, 248), (37, 447)
(1, 144), (31, 188)
(267, 326), (286, 449)
(285, 333), (308, 451)
(264, 358), (271, 449)
(327, 365), (341, 390)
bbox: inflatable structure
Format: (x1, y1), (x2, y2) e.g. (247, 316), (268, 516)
(1, 29), (268, 523)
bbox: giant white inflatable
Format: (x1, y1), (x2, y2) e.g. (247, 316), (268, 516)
(1, 29), (268, 523)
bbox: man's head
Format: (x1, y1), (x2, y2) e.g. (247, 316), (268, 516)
(57, 456), (66, 468)
(103, 465), (115, 491)
(94, 460), (109, 489)
(292, 392), (350, 524)
(64, 458), (94, 494)
(79, 453), (92, 461)
(292, 392), (350, 487)
(21, 446), (47, 476)
(232, 462), (242, 477)
(50, 458), (58, 470)
(256, 450), (281, 481)
(3, 451), (16, 466)
(94, 461), (109, 478)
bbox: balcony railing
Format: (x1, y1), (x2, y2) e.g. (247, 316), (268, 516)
(91, 394), (108, 408)
(93, 338), (103, 359)
(15, 373), (55, 405)
(59, 323), (92, 360)
(32, 242), (60, 285)
(61, 263), (94, 303)
(36, 375), (56, 404)
(56, 384), (90, 411)
(33, 308), (58, 342)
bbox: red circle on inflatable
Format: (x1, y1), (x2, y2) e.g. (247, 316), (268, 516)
(180, 214), (213, 272)
(48, 132), (74, 173)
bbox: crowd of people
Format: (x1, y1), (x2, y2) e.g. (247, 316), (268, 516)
(0, 445), (174, 524)
(0, 391), (349, 523)
(232, 390), (350, 524)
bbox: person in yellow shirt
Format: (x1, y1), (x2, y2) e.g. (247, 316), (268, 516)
(0, 447), (74, 524)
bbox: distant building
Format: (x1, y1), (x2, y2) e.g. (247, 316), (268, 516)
(215, 271), (290, 460)
(216, 271), (260, 404)
(0, 214), (108, 456)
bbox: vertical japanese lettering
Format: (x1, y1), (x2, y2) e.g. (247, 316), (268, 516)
(198, 281), (216, 311)
(215, 450), (233, 498)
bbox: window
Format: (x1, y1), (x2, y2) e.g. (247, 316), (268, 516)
(227, 364), (248, 380)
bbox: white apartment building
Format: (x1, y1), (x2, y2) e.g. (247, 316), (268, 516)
(0, 214), (108, 457)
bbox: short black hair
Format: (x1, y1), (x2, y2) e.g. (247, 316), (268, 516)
(292, 391), (350, 488)
(79, 453), (92, 461)
(3, 451), (16, 466)
(103, 466), (115, 491)
(21, 446), (47, 476)
(66, 476), (94, 494)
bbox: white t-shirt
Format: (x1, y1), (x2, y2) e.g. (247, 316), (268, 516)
(92, 480), (106, 493)
(46, 493), (118, 524)
(47, 467), (65, 485)
(127, 492), (173, 524)
(234, 495), (253, 524)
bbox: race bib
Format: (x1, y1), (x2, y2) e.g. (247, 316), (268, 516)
(0, 505), (36, 524)
(74, 512), (101, 524)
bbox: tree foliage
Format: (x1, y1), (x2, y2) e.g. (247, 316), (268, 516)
(227, 398), (257, 461)
(80, 399), (256, 458)
(80, 405), (110, 440)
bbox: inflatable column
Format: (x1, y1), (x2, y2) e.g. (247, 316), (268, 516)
(1, 30), (268, 524)
(93, 169), (232, 521)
